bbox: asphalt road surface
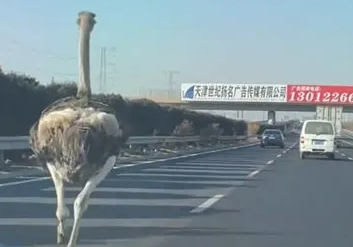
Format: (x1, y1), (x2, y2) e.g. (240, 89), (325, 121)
(0, 134), (352, 247)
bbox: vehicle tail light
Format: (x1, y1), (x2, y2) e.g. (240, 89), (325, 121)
(300, 136), (304, 143)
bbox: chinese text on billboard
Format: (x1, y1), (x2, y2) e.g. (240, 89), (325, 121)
(181, 83), (287, 102)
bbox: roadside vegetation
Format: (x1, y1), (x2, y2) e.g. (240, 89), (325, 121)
(0, 69), (249, 138)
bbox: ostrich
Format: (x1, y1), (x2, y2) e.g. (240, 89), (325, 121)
(29, 11), (127, 247)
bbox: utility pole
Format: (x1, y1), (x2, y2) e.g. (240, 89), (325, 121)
(99, 47), (107, 94)
(163, 70), (179, 97)
(99, 46), (118, 94)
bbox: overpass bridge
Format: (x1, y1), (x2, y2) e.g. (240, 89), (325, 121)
(130, 83), (353, 126)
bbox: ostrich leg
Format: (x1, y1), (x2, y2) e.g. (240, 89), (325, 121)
(67, 155), (117, 247)
(47, 163), (71, 244)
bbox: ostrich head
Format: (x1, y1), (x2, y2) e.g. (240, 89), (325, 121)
(77, 11), (96, 33)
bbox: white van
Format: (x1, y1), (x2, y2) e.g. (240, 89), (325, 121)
(299, 119), (336, 159)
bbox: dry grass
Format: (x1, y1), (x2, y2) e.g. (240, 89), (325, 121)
(247, 122), (261, 136)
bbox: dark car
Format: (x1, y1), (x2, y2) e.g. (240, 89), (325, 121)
(260, 129), (285, 148)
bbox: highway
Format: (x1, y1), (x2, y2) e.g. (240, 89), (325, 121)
(0, 134), (353, 246)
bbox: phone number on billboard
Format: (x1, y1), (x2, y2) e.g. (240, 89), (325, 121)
(288, 91), (353, 104)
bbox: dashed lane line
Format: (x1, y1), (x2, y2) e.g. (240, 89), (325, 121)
(266, 160), (274, 165)
(248, 170), (260, 177)
(192, 141), (299, 214)
(247, 141), (298, 179)
(190, 194), (225, 213)
(337, 152), (353, 160)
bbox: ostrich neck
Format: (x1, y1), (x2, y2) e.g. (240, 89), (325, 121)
(77, 28), (91, 98)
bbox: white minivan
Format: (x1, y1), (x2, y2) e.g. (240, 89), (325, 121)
(299, 119), (336, 159)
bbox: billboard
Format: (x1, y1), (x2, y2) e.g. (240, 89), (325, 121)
(287, 85), (353, 105)
(181, 83), (353, 105)
(181, 83), (287, 103)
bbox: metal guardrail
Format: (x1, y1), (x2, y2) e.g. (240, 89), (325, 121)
(0, 136), (31, 150)
(0, 134), (256, 169)
(0, 135), (250, 151)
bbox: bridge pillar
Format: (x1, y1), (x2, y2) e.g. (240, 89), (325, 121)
(316, 105), (342, 134)
(267, 110), (276, 125)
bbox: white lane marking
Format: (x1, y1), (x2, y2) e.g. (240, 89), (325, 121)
(335, 150), (339, 153)
(266, 160), (274, 165)
(113, 143), (258, 170)
(341, 153), (346, 157)
(190, 194), (224, 213)
(119, 163), (136, 168)
(18, 176), (44, 179)
(245, 141), (298, 178)
(0, 143), (259, 188)
(175, 162), (262, 166)
(0, 218), (188, 227)
(248, 170), (259, 178)
(0, 140), (297, 188)
(348, 157), (353, 160)
(0, 177), (49, 188)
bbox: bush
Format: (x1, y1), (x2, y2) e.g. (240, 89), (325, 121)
(0, 69), (248, 139)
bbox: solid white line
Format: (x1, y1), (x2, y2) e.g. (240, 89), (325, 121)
(118, 173), (247, 179)
(0, 197), (200, 206)
(0, 218), (188, 227)
(276, 154), (282, 158)
(18, 176), (44, 179)
(0, 177), (49, 187)
(190, 194), (224, 213)
(175, 162), (261, 166)
(119, 164), (136, 168)
(348, 157), (353, 160)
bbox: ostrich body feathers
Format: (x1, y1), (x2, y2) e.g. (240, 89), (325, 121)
(30, 96), (124, 185)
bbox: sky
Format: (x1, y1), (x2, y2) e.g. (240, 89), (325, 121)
(0, 0), (352, 121)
